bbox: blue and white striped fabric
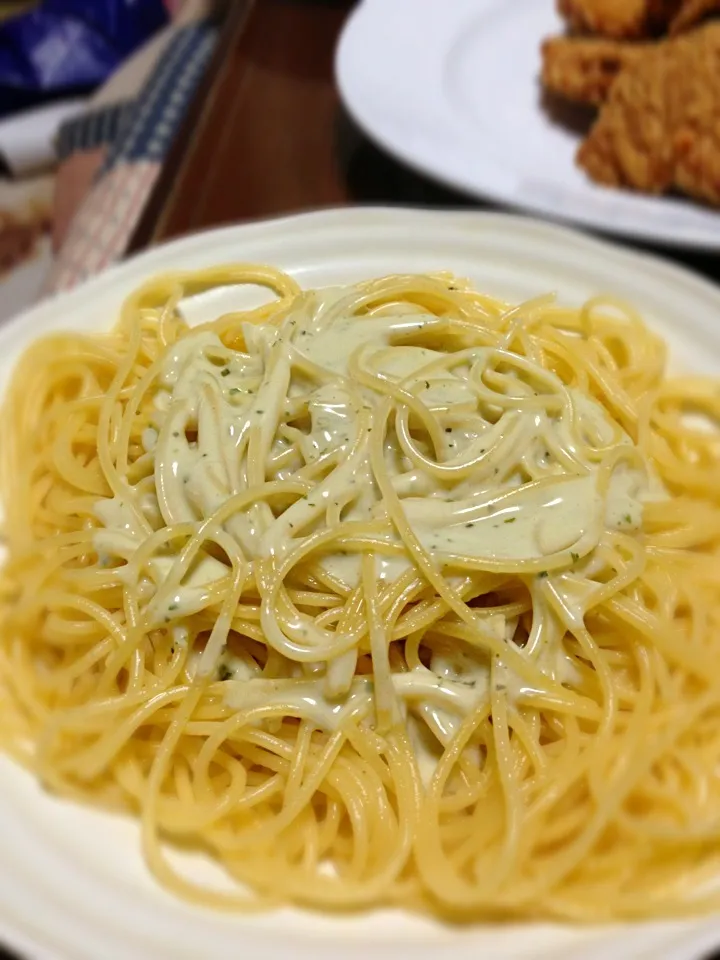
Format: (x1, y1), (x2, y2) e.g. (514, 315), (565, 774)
(48, 19), (217, 293)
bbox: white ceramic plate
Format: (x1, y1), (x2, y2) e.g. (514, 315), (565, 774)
(335, 0), (720, 250)
(2, 208), (720, 960)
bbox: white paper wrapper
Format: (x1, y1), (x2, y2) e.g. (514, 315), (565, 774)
(0, 99), (87, 176)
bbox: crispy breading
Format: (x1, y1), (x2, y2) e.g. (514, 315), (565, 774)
(577, 23), (720, 205)
(669, 0), (720, 33)
(558, 0), (682, 37)
(541, 36), (651, 104)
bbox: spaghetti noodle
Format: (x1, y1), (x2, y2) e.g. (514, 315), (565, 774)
(2, 265), (720, 921)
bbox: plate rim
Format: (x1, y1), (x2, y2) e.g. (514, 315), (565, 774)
(2, 206), (720, 960)
(9, 206), (720, 339)
(335, 0), (720, 252)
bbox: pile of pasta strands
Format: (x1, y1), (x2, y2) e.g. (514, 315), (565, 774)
(1, 266), (720, 922)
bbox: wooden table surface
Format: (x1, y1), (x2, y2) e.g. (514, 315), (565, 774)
(132, 0), (717, 285)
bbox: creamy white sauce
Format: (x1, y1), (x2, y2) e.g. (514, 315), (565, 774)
(223, 677), (374, 730)
(148, 554), (229, 620)
(93, 282), (663, 775)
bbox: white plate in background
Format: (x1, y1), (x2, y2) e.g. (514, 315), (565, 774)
(1, 208), (720, 960)
(335, 0), (720, 250)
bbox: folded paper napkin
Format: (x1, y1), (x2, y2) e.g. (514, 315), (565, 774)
(44, 0), (218, 294)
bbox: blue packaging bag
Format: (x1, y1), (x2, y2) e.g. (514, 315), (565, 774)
(0, 0), (168, 118)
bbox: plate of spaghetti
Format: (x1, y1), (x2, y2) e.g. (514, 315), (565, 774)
(1, 208), (720, 960)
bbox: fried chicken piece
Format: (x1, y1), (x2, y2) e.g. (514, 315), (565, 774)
(541, 36), (651, 104)
(577, 23), (720, 205)
(558, 0), (682, 37)
(670, 0), (720, 33)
